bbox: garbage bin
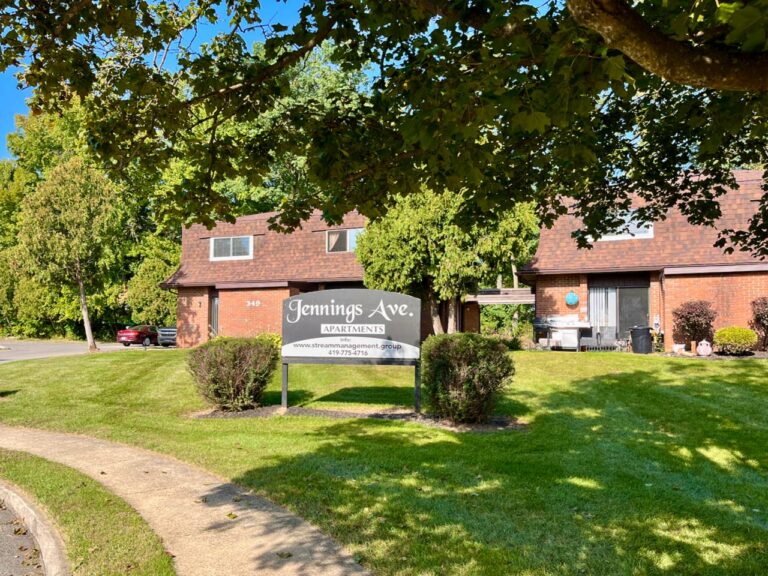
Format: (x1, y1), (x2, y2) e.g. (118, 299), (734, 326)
(630, 326), (652, 354)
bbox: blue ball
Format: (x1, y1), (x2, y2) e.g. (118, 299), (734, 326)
(565, 291), (579, 306)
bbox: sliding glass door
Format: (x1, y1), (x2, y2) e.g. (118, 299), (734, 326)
(589, 286), (649, 341)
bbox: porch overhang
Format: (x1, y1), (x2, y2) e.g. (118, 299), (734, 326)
(465, 288), (536, 305)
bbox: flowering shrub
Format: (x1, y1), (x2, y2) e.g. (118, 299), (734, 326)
(672, 300), (716, 347)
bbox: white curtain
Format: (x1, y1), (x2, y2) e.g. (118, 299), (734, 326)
(589, 288), (617, 340)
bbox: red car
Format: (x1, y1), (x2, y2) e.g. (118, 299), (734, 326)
(117, 325), (159, 347)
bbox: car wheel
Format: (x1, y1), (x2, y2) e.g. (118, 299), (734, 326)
(122, 342), (130, 347)
(142, 337), (151, 347)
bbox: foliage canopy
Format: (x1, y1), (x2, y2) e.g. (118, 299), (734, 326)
(2, 1), (768, 254)
(356, 189), (537, 331)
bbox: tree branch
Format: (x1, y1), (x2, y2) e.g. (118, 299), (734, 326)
(413, 0), (768, 91)
(182, 6), (344, 109)
(407, 0), (519, 37)
(566, 0), (768, 91)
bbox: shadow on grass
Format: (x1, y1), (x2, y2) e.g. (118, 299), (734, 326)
(311, 386), (414, 407)
(218, 359), (768, 575)
(0, 390), (17, 398)
(261, 389), (314, 407)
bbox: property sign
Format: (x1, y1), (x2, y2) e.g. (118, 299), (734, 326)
(281, 289), (421, 364)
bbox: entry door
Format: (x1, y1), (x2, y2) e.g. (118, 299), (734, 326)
(617, 287), (649, 338)
(210, 292), (220, 337)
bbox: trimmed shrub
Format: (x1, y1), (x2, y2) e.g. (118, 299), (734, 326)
(751, 297), (768, 350)
(672, 300), (717, 347)
(714, 327), (758, 355)
(421, 333), (514, 424)
(187, 335), (279, 411)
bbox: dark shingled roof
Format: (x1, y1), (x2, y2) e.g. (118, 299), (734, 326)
(524, 170), (766, 276)
(163, 211), (366, 288)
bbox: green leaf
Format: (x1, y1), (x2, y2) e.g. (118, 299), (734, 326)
(715, 2), (743, 24)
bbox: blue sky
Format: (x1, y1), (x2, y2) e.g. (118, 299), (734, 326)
(0, 68), (32, 158)
(0, 0), (303, 159)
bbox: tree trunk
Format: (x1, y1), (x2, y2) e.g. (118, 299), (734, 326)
(512, 263), (519, 325)
(77, 277), (98, 352)
(427, 292), (444, 335)
(446, 297), (459, 334)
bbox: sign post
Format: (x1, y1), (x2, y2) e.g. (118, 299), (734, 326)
(281, 289), (422, 411)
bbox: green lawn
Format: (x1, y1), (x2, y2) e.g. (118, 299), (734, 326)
(0, 350), (767, 575)
(0, 449), (175, 576)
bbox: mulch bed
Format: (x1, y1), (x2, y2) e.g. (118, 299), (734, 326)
(192, 405), (527, 433)
(661, 351), (768, 361)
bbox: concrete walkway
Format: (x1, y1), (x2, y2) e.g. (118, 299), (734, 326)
(0, 425), (368, 576)
(0, 340), (125, 363)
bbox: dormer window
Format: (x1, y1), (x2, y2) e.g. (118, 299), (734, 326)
(598, 210), (653, 241)
(209, 236), (253, 261)
(327, 228), (363, 253)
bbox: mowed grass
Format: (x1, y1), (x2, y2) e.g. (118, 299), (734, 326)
(0, 448), (175, 576)
(0, 350), (767, 575)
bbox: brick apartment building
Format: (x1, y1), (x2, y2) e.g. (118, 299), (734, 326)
(163, 211), (479, 347)
(520, 171), (768, 350)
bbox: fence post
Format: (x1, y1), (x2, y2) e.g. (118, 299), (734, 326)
(281, 363), (288, 409)
(414, 362), (421, 414)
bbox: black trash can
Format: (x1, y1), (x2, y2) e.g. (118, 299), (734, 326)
(630, 326), (652, 354)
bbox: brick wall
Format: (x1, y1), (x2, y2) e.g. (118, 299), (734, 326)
(177, 287), (210, 348)
(535, 274), (588, 320)
(662, 272), (768, 349)
(180, 286), (483, 346)
(217, 287), (299, 338)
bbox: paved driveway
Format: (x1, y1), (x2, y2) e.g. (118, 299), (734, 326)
(0, 340), (126, 363)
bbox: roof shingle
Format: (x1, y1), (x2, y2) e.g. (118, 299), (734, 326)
(164, 211), (365, 288)
(526, 171), (766, 275)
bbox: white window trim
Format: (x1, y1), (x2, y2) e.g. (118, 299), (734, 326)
(326, 228), (364, 253)
(597, 225), (654, 242)
(209, 236), (254, 261)
(596, 209), (654, 242)
(326, 229), (348, 253)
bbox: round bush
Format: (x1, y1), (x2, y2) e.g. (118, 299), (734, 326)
(672, 300), (717, 346)
(421, 333), (514, 424)
(713, 327), (758, 356)
(187, 335), (279, 411)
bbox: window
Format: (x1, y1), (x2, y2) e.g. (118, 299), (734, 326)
(598, 210), (653, 241)
(326, 228), (363, 253)
(209, 236), (253, 261)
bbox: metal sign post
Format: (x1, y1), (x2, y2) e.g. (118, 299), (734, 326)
(281, 289), (422, 412)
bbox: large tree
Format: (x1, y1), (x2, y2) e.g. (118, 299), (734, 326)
(2, 2), (768, 253)
(16, 157), (125, 350)
(356, 190), (538, 333)
(123, 235), (180, 327)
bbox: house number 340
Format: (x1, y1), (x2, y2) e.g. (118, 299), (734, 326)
(246, 300), (261, 308)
